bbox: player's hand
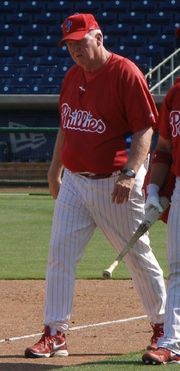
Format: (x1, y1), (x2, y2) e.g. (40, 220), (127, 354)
(48, 165), (64, 199)
(145, 195), (163, 213)
(111, 175), (135, 204)
(48, 177), (62, 199)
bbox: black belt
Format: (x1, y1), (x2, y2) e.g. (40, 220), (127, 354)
(79, 173), (112, 179)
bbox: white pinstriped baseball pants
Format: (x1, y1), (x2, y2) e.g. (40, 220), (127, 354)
(44, 165), (166, 333)
(158, 176), (180, 354)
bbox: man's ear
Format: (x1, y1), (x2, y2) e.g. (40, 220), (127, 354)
(96, 32), (103, 45)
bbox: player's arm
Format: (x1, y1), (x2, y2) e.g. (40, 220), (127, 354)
(145, 135), (172, 212)
(112, 126), (153, 204)
(148, 135), (172, 187)
(124, 126), (153, 173)
(48, 128), (64, 199)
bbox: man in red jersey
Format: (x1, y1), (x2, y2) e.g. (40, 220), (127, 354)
(142, 77), (180, 365)
(25, 13), (166, 358)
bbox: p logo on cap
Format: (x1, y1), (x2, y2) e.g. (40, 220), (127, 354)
(59, 13), (100, 47)
(65, 20), (72, 33)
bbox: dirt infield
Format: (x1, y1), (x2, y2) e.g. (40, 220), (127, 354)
(0, 279), (153, 370)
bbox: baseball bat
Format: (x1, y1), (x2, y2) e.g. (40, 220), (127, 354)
(102, 196), (169, 279)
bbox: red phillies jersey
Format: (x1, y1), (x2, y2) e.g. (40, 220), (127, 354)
(59, 53), (158, 173)
(158, 76), (180, 177)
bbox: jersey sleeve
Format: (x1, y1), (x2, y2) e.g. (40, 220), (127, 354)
(121, 59), (158, 133)
(158, 97), (172, 140)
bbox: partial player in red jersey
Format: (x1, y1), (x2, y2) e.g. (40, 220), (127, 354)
(25, 13), (166, 358)
(142, 77), (180, 365)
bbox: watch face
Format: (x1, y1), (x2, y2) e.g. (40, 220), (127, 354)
(122, 169), (136, 177)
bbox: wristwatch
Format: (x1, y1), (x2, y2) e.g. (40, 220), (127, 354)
(121, 168), (136, 178)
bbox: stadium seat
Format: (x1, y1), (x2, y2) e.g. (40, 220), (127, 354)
(36, 35), (59, 48)
(47, 24), (62, 37)
(18, 1), (46, 13)
(73, 1), (101, 13)
(23, 45), (45, 57)
(7, 35), (31, 48)
(118, 45), (136, 59)
(102, 0), (130, 12)
(37, 55), (61, 66)
(136, 45), (165, 66)
(130, 0), (156, 13)
(10, 75), (30, 86)
(0, 74), (18, 94)
(133, 23), (159, 37)
(5, 12), (32, 24)
(118, 34), (145, 48)
(161, 24), (177, 36)
(0, 23), (15, 36)
(104, 34), (120, 49)
(20, 24), (45, 37)
(1, 64), (29, 75)
(0, 0), (18, 13)
(104, 23), (132, 37)
(146, 11), (172, 25)
(117, 11), (144, 25)
(173, 12), (180, 22)
(159, 0), (180, 12)
(46, 1), (73, 12)
(35, 76), (61, 86)
(95, 11), (119, 27)
(0, 45), (17, 58)
(25, 65), (52, 75)
(52, 44), (69, 57)
(2, 86), (31, 94)
(33, 12), (59, 24)
(30, 84), (60, 94)
(149, 33), (176, 48)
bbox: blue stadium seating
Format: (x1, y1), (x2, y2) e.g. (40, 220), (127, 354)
(102, 1), (130, 12)
(0, 23), (14, 36)
(73, 1), (100, 13)
(18, 1), (46, 13)
(20, 24), (45, 37)
(158, 0), (180, 12)
(0, 0), (179, 94)
(130, 1), (156, 13)
(0, 0), (18, 13)
(46, 1), (73, 13)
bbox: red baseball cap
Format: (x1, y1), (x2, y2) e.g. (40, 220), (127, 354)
(59, 13), (100, 47)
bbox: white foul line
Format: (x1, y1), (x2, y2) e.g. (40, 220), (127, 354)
(0, 315), (147, 344)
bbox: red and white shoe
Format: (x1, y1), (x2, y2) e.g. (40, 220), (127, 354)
(25, 326), (68, 358)
(147, 322), (164, 350)
(142, 347), (180, 365)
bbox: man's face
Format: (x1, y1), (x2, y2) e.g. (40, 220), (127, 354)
(66, 32), (99, 71)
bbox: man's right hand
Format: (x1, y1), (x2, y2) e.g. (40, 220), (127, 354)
(48, 177), (62, 199)
(48, 165), (64, 199)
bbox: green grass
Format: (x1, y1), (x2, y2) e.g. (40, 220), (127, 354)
(47, 351), (180, 371)
(0, 192), (168, 279)
(0, 193), (53, 279)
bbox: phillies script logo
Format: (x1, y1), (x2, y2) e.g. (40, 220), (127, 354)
(61, 103), (106, 134)
(169, 110), (180, 137)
